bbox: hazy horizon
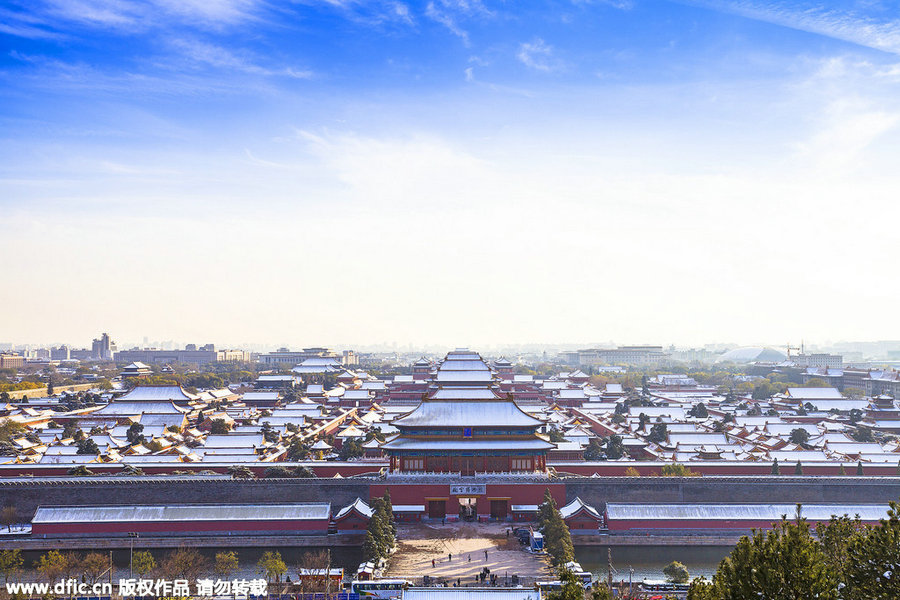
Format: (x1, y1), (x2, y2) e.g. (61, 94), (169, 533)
(3, 1), (900, 346)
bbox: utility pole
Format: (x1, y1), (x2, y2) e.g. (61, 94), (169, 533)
(128, 532), (139, 578)
(326, 548), (332, 597)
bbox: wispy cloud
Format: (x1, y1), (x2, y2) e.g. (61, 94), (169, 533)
(293, 0), (416, 27)
(795, 103), (899, 171)
(169, 38), (313, 78)
(424, 0), (493, 46)
(425, 1), (470, 45)
(0, 0), (266, 38)
(517, 38), (562, 72)
(683, 1), (900, 55)
(0, 55), (270, 99)
(572, 0), (635, 9)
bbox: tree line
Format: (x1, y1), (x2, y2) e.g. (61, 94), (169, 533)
(688, 500), (900, 600)
(362, 492), (397, 565)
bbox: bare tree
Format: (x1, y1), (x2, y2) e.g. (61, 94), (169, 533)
(297, 549), (331, 595)
(0, 506), (16, 532)
(81, 553), (108, 585)
(159, 547), (208, 584)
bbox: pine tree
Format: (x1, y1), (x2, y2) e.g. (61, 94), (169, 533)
(856, 461), (864, 476)
(688, 515), (838, 600)
(771, 459), (780, 475)
(795, 461), (803, 475)
(383, 490), (396, 538)
(838, 463), (846, 475)
(538, 490), (574, 565)
(844, 500), (900, 600)
(362, 531), (379, 562)
(546, 569), (583, 600)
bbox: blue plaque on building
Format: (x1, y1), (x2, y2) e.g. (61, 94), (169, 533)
(463, 427), (472, 437)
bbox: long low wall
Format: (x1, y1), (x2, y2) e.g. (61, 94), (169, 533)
(572, 533), (744, 546)
(4, 475), (900, 525)
(0, 477), (373, 522)
(0, 461), (386, 478)
(564, 475), (900, 508)
(552, 461), (900, 477)
(2, 533), (364, 551)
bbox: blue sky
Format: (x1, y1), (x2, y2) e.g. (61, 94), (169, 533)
(2, 1), (900, 348)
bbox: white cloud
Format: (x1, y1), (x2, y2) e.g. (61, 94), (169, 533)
(168, 38), (314, 78)
(572, 0), (635, 9)
(685, 0), (900, 55)
(793, 100), (900, 172)
(425, 1), (470, 45)
(0, 0), (266, 37)
(423, 0), (494, 45)
(517, 38), (561, 72)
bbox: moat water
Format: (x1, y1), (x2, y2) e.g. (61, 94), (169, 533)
(575, 545), (730, 583)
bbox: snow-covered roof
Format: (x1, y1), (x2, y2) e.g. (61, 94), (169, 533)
(560, 497), (602, 520)
(335, 498), (373, 520)
(116, 386), (197, 402)
(380, 438), (554, 451)
(606, 503), (889, 522)
(393, 400), (542, 427)
(33, 503), (332, 523)
(787, 388), (844, 400)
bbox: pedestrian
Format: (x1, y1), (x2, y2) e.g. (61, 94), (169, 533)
(506, 529), (510, 538)
(432, 559), (436, 568)
(468, 554), (471, 562)
(457, 578), (460, 587)
(484, 550), (488, 561)
(448, 553), (452, 561)
(442, 516), (445, 525)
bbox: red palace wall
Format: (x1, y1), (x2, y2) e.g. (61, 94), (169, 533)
(370, 482), (565, 517)
(33, 519), (330, 537)
(0, 462), (386, 478)
(334, 513), (369, 532)
(550, 462), (900, 477)
(565, 518), (601, 531)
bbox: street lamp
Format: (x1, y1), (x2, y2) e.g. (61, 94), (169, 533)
(128, 532), (139, 578)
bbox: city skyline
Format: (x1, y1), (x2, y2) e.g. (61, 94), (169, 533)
(3, 1), (900, 345)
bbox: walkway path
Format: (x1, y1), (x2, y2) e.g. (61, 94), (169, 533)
(386, 522), (553, 585)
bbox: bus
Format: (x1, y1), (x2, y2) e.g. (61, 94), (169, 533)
(350, 580), (410, 599)
(536, 573), (592, 591)
(638, 580), (690, 594)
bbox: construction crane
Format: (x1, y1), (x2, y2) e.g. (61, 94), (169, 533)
(786, 344), (801, 360)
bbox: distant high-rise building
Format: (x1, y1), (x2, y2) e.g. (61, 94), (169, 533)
(0, 354), (24, 369)
(793, 353), (843, 369)
(50, 345), (70, 360)
(91, 333), (117, 360)
(259, 347), (357, 366)
(560, 346), (668, 366)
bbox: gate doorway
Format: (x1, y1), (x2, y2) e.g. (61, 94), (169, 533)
(428, 500), (446, 519)
(458, 497), (477, 521)
(490, 499), (508, 519)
